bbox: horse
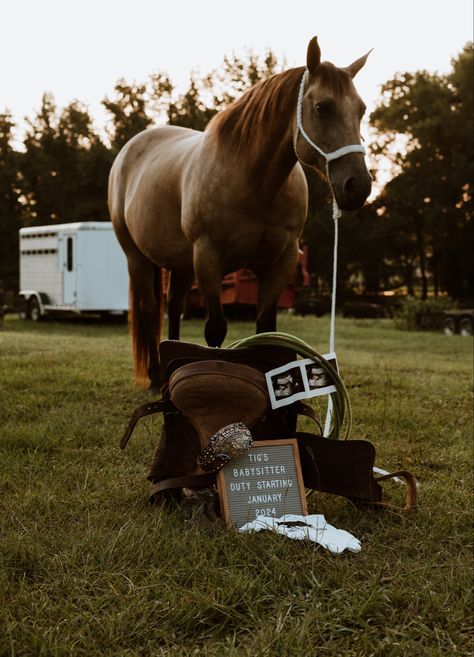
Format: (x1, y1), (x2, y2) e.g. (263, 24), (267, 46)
(108, 37), (372, 388)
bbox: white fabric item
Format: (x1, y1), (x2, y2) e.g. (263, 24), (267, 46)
(238, 513), (362, 555)
(373, 466), (402, 483)
(372, 467), (419, 488)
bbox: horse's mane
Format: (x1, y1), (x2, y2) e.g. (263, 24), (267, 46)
(208, 62), (352, 154)
(208, 67), (304, 152)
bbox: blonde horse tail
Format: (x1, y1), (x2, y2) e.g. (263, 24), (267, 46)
(128, 265), (163, 388)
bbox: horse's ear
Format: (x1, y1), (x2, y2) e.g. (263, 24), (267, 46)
(306, 36), (321, 74)
(344, 49), (373, 78)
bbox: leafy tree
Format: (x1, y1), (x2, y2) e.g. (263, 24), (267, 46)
(0, 112), (24, 290)
(103, 73), (172, 152)
(211, 49), (281, 109)
(370, 43), (473, 299)
(102, 81), (152, 152)
(168, 76), (218, 131)
(20, 95), (112, 226)
(169, 50), (283, 131)
(342, 203), (391, 296)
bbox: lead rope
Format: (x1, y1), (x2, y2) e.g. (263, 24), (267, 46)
(293, 69), (365, 436)
(324, 199), (340, 435)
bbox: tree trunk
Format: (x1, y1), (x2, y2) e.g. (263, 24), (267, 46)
(405, 262), (415, 297)
(432, 251), (439, 297)
(414, 215), (428, 300)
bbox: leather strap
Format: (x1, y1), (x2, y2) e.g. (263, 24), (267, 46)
(374, 470), (418, 511)
(120, 399), (175, 449)
(149, 473), (216, 499)
(294, 401), (323, 436)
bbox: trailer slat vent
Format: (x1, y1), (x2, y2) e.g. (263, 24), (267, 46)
(22, 232), (57, 239)
(21, 249), (58, 255)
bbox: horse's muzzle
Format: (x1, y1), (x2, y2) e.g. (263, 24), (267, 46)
(330, 154), (372, 211)
(338, 172), (372, 211)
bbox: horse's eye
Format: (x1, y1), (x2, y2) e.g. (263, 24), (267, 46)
(315, 100), (332, 115)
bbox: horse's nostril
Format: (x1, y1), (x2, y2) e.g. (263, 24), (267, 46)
(343, 175), (371, 203)
(344, 177), (356, 198)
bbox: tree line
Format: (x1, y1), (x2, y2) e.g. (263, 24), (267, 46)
(0, 45), (472, 300)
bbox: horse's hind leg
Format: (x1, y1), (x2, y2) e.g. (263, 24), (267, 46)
(193, 239), (227, 347)
(167, 270), (194, 340)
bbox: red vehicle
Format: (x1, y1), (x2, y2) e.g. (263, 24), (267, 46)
(182, 247), (310, 315)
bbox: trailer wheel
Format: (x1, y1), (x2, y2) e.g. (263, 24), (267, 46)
(459, 317), (473, 337)
(29, 297), (41, 322)
(443, 316), (457, 336)
(19, 297), (30, 320)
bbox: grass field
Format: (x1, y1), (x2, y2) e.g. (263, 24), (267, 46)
(0, 314), (472, 657)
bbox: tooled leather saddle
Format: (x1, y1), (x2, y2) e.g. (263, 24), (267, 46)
(120, 340), (416, 511)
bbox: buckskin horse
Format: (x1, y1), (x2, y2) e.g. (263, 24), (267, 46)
(108, 37), (372, 387)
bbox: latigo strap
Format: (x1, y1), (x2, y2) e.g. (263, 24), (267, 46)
(120, 398), (174, 449)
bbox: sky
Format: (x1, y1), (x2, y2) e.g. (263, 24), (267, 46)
(1, 0), (472, 141)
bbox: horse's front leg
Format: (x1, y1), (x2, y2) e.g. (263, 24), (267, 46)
(256, 242), (299, 333)
(193, 239), (227, 347)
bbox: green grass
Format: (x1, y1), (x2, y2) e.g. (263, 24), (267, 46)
(0, 314), (472, 657)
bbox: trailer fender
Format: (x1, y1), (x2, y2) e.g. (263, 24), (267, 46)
(18, 292), (49, 320)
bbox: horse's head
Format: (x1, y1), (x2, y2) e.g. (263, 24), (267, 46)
(295, 37), (372, 211)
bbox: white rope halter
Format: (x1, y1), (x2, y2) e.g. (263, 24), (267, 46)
(294, 68), (366, 435)
(294, 68), (366, 352)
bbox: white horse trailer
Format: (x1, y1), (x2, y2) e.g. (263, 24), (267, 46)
(19, 222), (129, 320)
